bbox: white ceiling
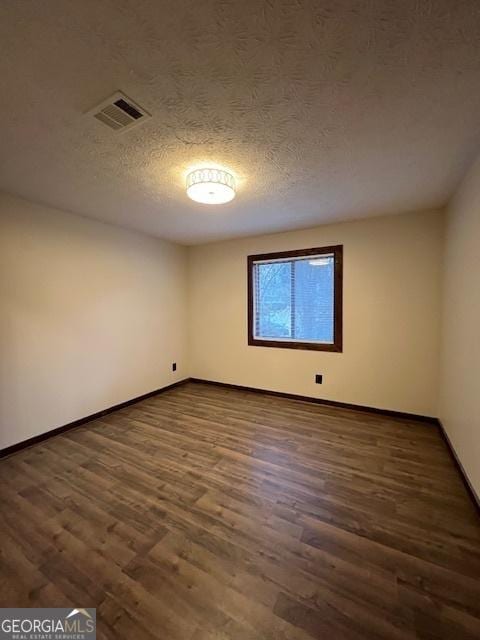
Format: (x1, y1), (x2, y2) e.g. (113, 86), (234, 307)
(1, 0), (480, 245)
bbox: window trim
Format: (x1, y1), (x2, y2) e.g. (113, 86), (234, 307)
(247, 245), (343, 352)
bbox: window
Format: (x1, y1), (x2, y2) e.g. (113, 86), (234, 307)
(248, 245), (343, 352)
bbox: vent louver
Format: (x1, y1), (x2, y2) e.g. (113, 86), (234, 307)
(88, 92), (151, 132)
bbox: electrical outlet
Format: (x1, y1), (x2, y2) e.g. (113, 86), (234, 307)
(315, 374), (323, 384)
(172, 362), (177, 372)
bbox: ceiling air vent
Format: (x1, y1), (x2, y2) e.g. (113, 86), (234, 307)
(88, 92), (151, 132)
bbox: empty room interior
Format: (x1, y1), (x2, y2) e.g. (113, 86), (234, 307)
(1, 1), (480, 639)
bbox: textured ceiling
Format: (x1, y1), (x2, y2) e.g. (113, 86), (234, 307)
(1, 0), (480, 244)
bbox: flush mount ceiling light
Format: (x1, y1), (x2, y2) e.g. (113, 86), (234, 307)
(186, 168), (236, 205)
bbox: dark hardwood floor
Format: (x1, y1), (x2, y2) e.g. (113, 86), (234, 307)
(1, 381), (480, 639)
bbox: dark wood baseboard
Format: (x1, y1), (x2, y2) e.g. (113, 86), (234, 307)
(0, 378), (190, 459)
(437, 419), (480, 514)
(189, 377), (439, 424)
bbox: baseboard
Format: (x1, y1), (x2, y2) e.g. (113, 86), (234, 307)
(189, 378), (439, 424)
(437, 420), (480, 514)
(0, 378), (190, 459)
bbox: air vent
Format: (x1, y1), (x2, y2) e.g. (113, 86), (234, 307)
(87, 92), (151, 132)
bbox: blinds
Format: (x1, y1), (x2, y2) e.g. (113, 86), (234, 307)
(253, 254), (334, 343)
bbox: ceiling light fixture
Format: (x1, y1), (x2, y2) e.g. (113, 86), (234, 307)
(186, 168), (236, 205)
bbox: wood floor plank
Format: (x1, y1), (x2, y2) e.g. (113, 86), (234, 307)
(1, 381), (479, 639)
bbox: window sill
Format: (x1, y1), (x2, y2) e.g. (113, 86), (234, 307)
(248, 337), (343, 352)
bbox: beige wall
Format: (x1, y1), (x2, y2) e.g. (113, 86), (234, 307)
(188, 210), (444, 416)
(439, 155), (480, 498)
(0, 193), (188, 449)
(0, 193), (447, 452)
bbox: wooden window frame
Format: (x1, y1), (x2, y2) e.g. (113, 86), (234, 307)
(247, 245), (343, 352)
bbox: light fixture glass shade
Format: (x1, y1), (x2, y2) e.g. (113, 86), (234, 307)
(186, 168), (236, 204)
